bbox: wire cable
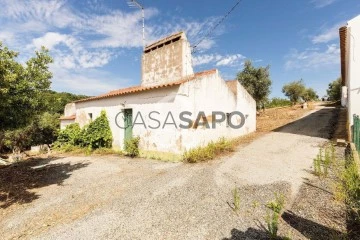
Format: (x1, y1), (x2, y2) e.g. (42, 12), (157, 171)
(191, 0), (243, 54)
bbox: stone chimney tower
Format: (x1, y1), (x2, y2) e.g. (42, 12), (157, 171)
(141, 31), (194, 87)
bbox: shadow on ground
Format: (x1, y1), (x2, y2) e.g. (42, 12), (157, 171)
(0, 157), (89, 208)
(282, 211), (343, 240)
(222, 227), (291, 240)
(273, 108), (338, 139)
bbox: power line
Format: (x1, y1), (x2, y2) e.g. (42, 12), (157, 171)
(191, 0), (243, 54)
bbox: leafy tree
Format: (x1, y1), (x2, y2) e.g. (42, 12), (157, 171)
(0, 42), (53, 130)
(282, 80), (306, 104)
(327, 78), (342, 101)
(303, 88), (318, 102)
(42, 90), (89, 114)
(237, 60), (272, 109)
(4, 127), (33, 153)
(31, 112), (60, 146)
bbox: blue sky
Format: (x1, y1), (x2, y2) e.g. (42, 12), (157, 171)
(0, 0), (359, 98)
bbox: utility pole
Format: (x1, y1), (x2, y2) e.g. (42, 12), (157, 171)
(127, 0), (145, 50)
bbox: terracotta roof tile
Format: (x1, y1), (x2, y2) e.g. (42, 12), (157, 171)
(59, 114), (76, 120)
(75, 69), (217, 103)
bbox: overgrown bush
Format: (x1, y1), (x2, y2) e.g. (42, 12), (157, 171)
(0, 112), (60, 153)
(56, 123), (82, 146)
(183, 137), (234, 163)
(84, 110), (112, 149)
(4, 127), (33, 152)
(55, 110), (113, 150)
(124, 136), (140, 158)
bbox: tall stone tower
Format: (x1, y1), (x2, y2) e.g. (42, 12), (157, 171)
(141, 31), (194, 87)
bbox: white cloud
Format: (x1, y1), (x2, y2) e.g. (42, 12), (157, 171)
(285, 44), (340, 70)
(0, 0), (232, 94)
(50, 64), (125, 95)
(31, 32), (70, 50)
(216, 54), (245, 66)
(312, 22), (344, 44)
(193, 54), (222, 66)
(0, 31), (15, 44)
(30, 32), (112, 69)
(193, 53), (245, 67)
(310, 0), (337, 8)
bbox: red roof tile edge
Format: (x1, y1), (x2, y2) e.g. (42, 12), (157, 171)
(75, 69), (217, 103)
(59, 115), (76, 120)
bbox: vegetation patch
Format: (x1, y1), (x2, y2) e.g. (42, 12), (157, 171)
(265, 98), (292, 109)
(54, 110), (113, 151)
(335, 145), (360, 231)
(124, 136), (140, 158)
(313, 144), (335, 177)
(183, 137), (234, 163)
(140, 150), (182, 162)
(265, 193), (286, 239)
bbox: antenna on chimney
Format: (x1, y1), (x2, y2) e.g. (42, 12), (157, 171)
(127, 0), (145, 50)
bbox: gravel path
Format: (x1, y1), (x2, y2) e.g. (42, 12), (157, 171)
(0, 107), (340, 239)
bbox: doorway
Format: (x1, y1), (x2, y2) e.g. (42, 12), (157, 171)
(124, 109), (133, 142)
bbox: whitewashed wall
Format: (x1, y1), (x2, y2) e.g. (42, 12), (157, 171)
(70, 71), (256, 153)
(60, 119), (75, 130)
(347, 16), (360, 126)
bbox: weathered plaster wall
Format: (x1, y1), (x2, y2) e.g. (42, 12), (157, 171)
(64, 103), (76, 116)
(74, 86), (181, 151)
(141, 35), (193, 87)
(347, 16), (360, 126)
(60, 119), (75, 130)
(71, 72), (256, 153)
(175, 71), (256, 151)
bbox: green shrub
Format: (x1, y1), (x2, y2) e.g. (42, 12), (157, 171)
(183, 137), (234, 163)
(83, 111), (112, 149)
(4, 127), (33, 152)
(56, 123), (82, 146)
(124, 136), (140, 158)
(54, 110), (113, 150)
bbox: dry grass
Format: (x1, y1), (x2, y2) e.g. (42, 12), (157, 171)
(257, 105), (310, 133)
(232, 105), (312, 148)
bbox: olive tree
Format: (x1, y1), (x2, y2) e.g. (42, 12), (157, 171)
(236, 60), (272, 109)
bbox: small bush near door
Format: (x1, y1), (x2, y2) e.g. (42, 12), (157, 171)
(124, 136), (140, 158)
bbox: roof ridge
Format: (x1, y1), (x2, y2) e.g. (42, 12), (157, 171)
(74, 69), (217, 103)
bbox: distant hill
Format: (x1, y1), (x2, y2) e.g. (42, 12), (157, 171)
(42, 90), (90, 115)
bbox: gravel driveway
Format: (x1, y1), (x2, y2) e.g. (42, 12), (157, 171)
(0, 107), (338, 239)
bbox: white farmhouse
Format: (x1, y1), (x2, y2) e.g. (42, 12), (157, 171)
(339, 15), (360, 139)
(60, 32), (256, 153)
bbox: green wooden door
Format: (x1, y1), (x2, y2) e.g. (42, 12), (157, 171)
(124, 109), (133, 142)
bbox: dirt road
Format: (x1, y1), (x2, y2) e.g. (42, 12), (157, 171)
(0, 106), (340, 239)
